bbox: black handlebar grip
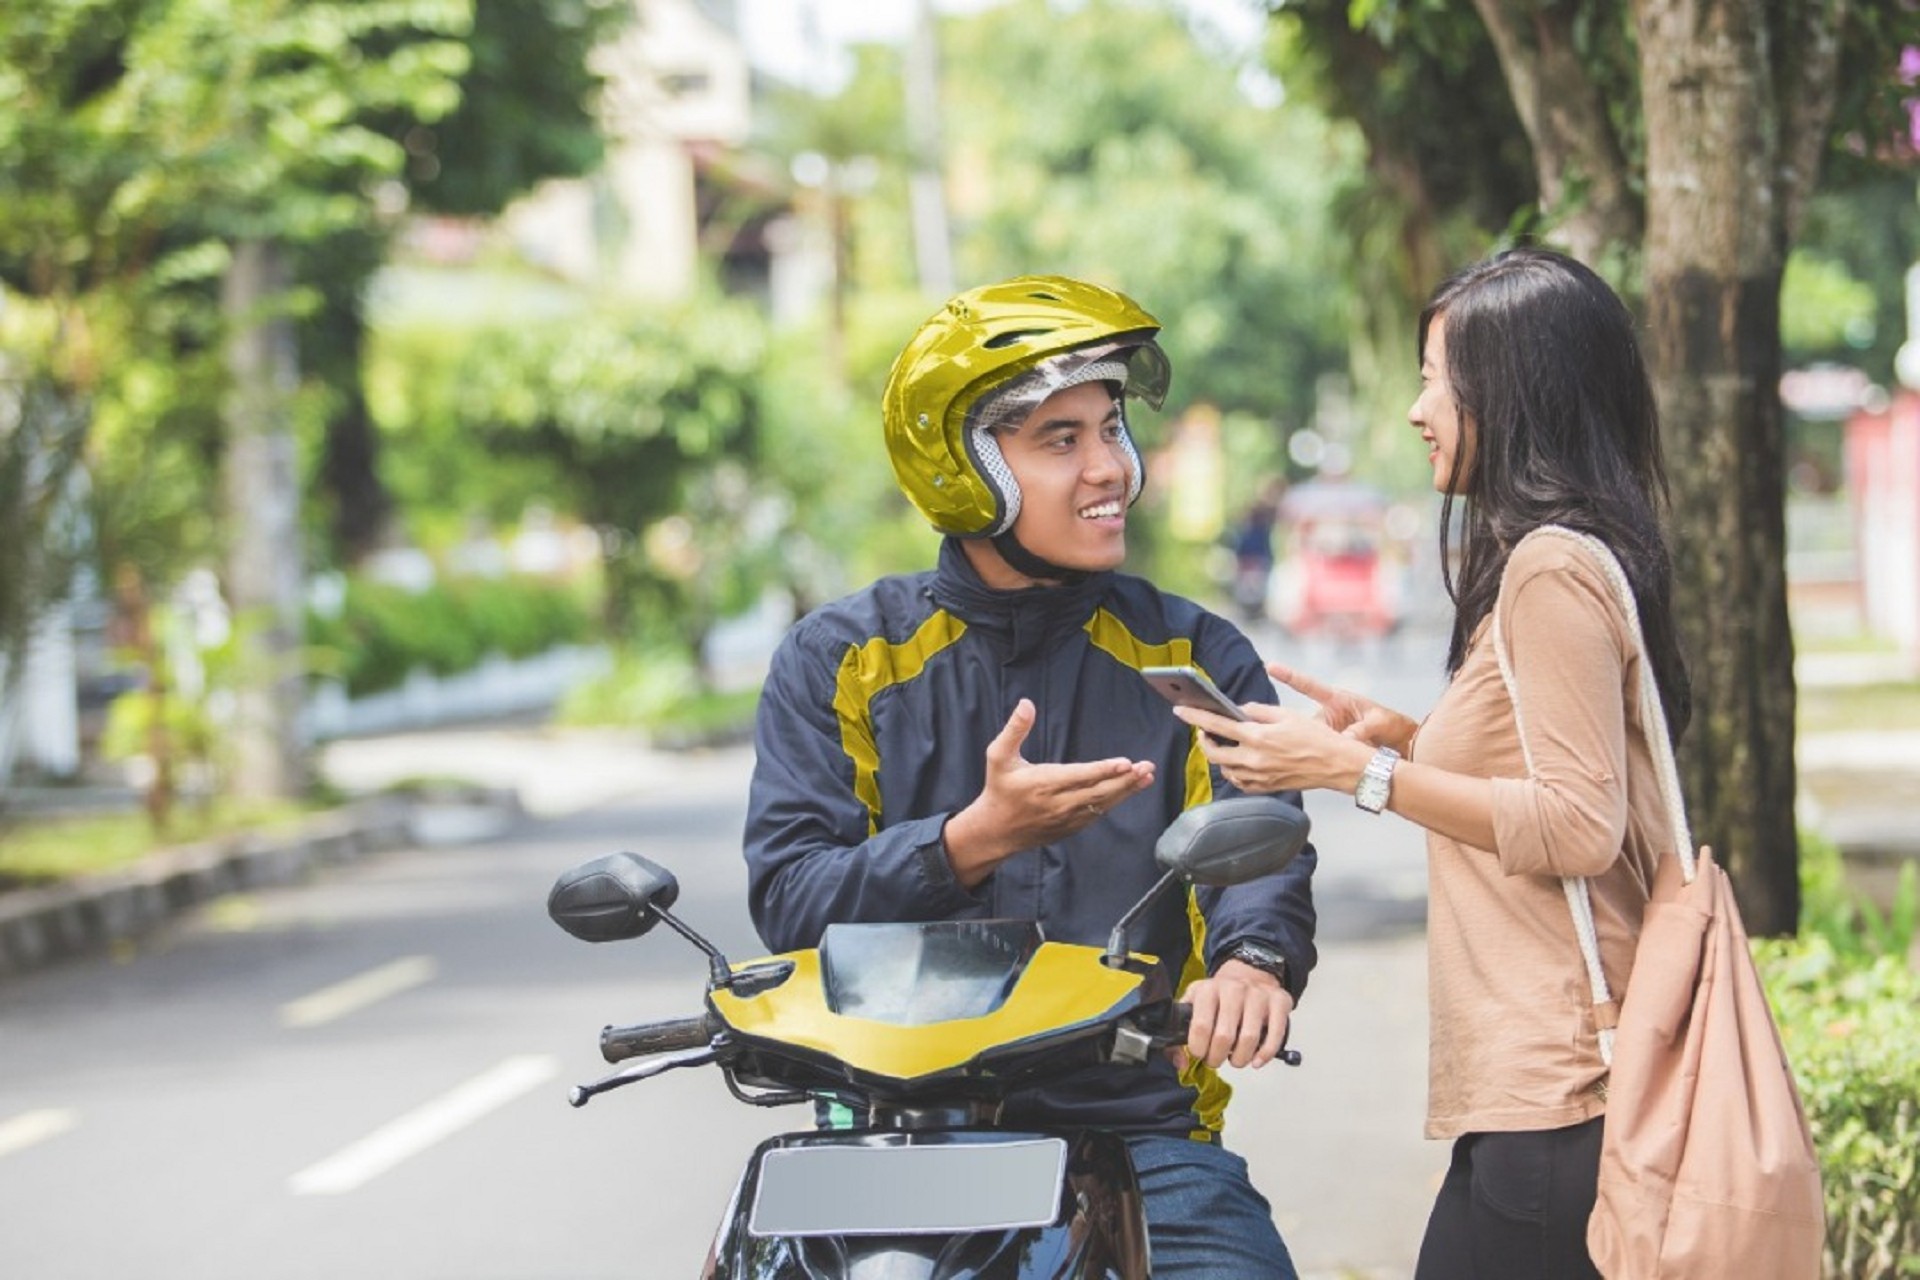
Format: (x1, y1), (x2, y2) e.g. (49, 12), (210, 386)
(599, 1014), (712, 1064)
(1165, 1001), (1194, 1043)
(1160, 1001), (1299, 1065)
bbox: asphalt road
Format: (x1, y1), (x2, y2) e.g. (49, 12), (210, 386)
(0, 621), (1452, 1280)
(0, 748), (790, 1279)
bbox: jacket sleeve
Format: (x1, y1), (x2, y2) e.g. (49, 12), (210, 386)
(1486, 545), (1634, 879)
(743, 624), (983, 954)
(1192, 621), (1320, 1002)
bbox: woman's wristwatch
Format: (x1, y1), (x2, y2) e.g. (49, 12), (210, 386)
(1354, 746), (1400, 814)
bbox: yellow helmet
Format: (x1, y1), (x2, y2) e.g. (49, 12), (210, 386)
(882, 275), (1171, 537)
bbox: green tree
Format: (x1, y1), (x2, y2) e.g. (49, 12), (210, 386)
(126, 0), (473, 801)
(0, 0), (235, 799)
(369, 294), (767, 682)
(0, 0), (475, 807)
(310, 0), (628, 565)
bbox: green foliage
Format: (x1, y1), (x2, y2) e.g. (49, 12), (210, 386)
(103, 0), (474, 242)
(1795, 828), (1919, 964)
(1780, 251), (1880, 360)
(756, 301), (941, 597)
(556, 647), (761, 745)
(306, 574), (592, 697)
(1754, 831), (1920, 1276)
(99, 679), (218, 772)
(0, 0), (485, 775)
(368, 293), (768, 657)
(1759, 940), (1920, 1277)
(400, 0), (627, 216)
(308, 0), (631, 564)
(1792, 175), (1920, 389)
(945, 0), (1353, 433)
(0, 800), (314, 887)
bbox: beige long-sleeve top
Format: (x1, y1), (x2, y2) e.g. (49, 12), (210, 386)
(1411, 534), (1672, 1140)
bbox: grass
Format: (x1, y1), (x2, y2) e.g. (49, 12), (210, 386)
(0, 801), (317, 889)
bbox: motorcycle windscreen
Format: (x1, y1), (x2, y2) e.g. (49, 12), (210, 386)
(748, 1137), (1067, 1237)
(819, 919), (1043, 1024)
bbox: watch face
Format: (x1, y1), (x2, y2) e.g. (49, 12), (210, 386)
(1355, 749), (1396, 812)
(1231, 943), (1287, 978)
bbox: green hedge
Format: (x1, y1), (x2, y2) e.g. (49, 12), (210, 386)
(1756, 833), (1920, 1278)
(308, 575), (594, 697)
(554, 647), (761, 745)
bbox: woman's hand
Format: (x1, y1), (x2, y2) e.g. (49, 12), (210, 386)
(1267, 662), (1419, 755)
(1173, 700), (1372, 796)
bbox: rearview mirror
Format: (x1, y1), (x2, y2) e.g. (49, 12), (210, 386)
(1153, 796), (1311, 887)
(1105, 797), (1311, 968)
(548, 852), (681, 943)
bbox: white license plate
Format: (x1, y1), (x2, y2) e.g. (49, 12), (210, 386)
(748, 1137), (1068, 1237)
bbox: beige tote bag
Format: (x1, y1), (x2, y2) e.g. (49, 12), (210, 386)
(1494, 526), (1824, 1279)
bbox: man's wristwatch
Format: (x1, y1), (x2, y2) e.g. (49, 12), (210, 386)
(1216, 940), (1290, 989)
(1354, 745), (1400, 814)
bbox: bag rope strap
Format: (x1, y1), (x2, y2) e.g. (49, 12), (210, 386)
(1489, 525), (1696, 1068)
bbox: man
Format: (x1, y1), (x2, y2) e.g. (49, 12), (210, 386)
(743, 274), (1317, 1277)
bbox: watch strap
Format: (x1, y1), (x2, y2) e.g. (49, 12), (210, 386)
(1216, 940), (1290, 988)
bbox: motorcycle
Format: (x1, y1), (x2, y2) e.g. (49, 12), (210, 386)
(547, 795), (1311, 1279)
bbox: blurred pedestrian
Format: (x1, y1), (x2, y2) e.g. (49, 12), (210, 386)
(1170, 245), (1690, 1279)
(1227, 478), (1285, 619)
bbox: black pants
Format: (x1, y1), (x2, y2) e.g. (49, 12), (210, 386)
(1413, 1117), (1604, 1280)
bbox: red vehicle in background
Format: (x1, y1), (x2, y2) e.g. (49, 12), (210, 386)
(1266, 481), (1404, 639)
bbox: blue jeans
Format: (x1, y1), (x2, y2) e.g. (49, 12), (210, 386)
(1126, 1135), (1298, 1279)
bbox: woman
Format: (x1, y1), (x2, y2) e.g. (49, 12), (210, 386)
(1173, 245), (1690, 1278)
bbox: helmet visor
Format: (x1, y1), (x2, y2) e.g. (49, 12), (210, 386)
(965, 336), (1171, 437)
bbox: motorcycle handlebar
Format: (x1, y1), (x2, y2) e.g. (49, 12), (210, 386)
(1155, 1000), (1300, 1066)
(599, 1014), (714, 1064)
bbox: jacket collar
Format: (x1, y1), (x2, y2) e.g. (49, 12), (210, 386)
(929, 537), (1113, 661)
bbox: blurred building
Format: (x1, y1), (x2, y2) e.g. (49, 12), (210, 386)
(499, 0), (819, 311)
(1827, 262), (1920, 671)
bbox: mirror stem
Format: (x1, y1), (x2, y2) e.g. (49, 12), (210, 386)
(1102, 868), (1181, 968)
(651, 903), (736, 989)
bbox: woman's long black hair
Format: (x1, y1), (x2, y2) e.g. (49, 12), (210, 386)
(1424, 246), (1692, 742)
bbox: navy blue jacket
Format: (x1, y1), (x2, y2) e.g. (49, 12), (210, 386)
(744, 538), (1318, 1138)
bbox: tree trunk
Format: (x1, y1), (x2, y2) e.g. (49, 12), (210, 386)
(222, 237), (308, 802)
(1471, 0), (1641, 262)
(113, 566), (174, 831)
(1635, 0), (1805, 935)
(319, 385), (392, 566)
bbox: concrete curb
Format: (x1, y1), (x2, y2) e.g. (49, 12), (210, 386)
(0, 787), (522, 980)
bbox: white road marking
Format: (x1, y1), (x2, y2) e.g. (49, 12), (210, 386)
(289, 1054), (559, 1195)
(280, 955), (437, 1029)
(0, 1109), (78, 1158)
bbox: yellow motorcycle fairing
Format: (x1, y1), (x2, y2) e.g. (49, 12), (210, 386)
(710, 940), (1150, 1084)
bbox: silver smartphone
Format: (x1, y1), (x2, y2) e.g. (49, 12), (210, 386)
(1141, 665), (1249, 743)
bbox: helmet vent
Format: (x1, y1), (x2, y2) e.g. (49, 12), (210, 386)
(984, 328), (1048, 349)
